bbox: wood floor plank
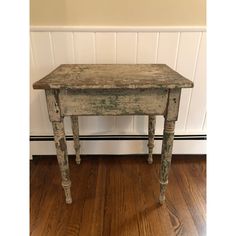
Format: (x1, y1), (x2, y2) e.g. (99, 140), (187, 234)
(75, 157), (102, 236)
(122, 157), (168, 236)
(183, 158), (206, 201)
(88, 157), (107, 236)
(172, 157), (206, 236)
(157, 158), (200, 236)
(103, 157), (141, 236)
(30, 155), (206, 236)
(64, 157), (98, 236)
(30, 158), (61, 236)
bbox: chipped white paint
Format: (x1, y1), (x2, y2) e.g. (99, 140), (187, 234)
(147, 115), (156, 164)
(71, 116), (81, 164)
(59, 88), (169, 116)
(35, 63), (188, 204)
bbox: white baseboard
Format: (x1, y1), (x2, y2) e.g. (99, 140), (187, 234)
(30, 139), (206, 157)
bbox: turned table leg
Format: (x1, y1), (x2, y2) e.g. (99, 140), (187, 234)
(71, 115), (81, 165)
(52, 121), (72, 204)
(158, 88), (181, 204)
(159, 120), (175, 204)
(147, 115), (156, 164)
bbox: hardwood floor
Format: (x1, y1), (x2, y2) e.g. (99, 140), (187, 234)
(30, 155), (206, 236)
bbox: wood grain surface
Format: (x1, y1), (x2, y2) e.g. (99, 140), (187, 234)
(33, 64), (193, 90)
(30, 155), (206, 236)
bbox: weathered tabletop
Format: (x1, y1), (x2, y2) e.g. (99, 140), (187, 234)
(33, 64), (193, 90)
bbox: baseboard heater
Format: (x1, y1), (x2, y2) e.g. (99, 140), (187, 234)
(30, 134), (207, 141)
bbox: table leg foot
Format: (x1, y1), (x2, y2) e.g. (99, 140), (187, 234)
(62, 180), (72, 204)
(159, 197), (165, 205)
(159, 182), (167, 204)
(75, 158), (81, 165)
(147, 155), (153, 164)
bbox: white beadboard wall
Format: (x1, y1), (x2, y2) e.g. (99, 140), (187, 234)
(30, 26), (206, 156)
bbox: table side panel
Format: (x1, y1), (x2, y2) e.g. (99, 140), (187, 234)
(59, 89), (168, 116)
(166, 88), (182, 121)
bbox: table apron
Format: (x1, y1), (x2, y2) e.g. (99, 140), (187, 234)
(59, 89), (168, 116)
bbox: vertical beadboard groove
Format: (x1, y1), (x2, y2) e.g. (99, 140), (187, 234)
(30, 43), (35, 68)
(155, 32), (160, 63)
(30, 40), (40, 86)
(202, 112), (207, 131)
(115, 32), (117, 64)
(73, 32), (80, 63)
(93, 33), (97, 64)
(74, 32), (79, 63)
(30, 33), (39, 69)
(134, 33), (138, 64)
(174, 32), (181, 70)
(30, 35), (38, 73)
(135, 33), (138, 64)
(72, 32), (76, 63)
(136, 33), (139, 63)
(48, 32), (55, 67)
(184, 32), (203, 130)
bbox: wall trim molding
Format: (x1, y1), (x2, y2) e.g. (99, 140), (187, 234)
(30, 25), (206, 32)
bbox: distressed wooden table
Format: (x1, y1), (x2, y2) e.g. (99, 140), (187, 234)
(33, 64), (193, 204)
